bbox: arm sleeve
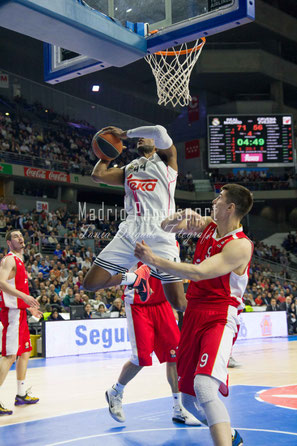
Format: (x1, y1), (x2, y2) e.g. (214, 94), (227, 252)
(126, 125), (173, 150)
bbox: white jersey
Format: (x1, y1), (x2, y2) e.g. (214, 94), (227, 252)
(95, 153), (180, 281)
(124, 153), (177, 221)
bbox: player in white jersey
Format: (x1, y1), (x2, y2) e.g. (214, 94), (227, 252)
(83, 125), (186, 310)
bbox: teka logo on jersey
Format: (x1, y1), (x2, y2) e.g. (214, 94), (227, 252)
(127, 174), (157, 191)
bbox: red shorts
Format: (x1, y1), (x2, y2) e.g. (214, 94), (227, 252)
(177, 303), (239, 397)
(125, 300), (180, 366)
(0, 308), (32, 356)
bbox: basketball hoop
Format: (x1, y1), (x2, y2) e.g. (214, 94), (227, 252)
(145, 37), (206, 108)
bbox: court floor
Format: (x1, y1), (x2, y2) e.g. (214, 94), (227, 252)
(0, 336), (296, 446)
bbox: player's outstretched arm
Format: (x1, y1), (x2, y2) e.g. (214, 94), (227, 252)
(0, 256), (39, 308)
(91, 159), (124, 186)
(125, 124), (178, 171)
(135, 238), (252, 281)
(161, 209), (212, 234)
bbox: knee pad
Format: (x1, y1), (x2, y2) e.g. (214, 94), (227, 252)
(194, 374), (230, 427)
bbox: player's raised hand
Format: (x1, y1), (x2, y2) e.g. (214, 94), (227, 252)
(22, 294), (40, 308)
(134, 241), (155, 265)
(184, 209), (204, 232)
(99, 126), (127, 140)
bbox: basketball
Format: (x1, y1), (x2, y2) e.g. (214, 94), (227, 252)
(92, 131), (123, 161)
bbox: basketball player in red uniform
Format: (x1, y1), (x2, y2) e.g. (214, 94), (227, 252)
(105, 265), (200, 426)
(134, 184), (253, 446)
(0, 230), (41, 415)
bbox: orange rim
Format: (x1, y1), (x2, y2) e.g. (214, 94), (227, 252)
(148, 32), (206, 56)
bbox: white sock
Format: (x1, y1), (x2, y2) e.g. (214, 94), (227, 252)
(173, 392), (182, 408)
(17, 380), (26, 397)
(121, 272), (137, 286)
(113, 382), (125, 394)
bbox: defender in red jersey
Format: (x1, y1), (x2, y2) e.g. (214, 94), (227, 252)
(105, 266), (200, 426)
(135, 184), (253, 446)
(0, 230), (41, 416)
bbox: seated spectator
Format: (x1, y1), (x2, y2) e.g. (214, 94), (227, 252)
(46, 283), (56, 298)
(50, 293), (62, 312)
(31, 278), (41, 298)
(89, 291), (107, 310)
(105, 289), (117, 308)
(83, 303), (92, 319)
(53, 279), (61, 294)
(109, 298), (126, 317)
(279, 295), (292, 312)
(54, 243), (63, 258)
(31, 259), (39, 277)
(66, 249), (77, 268)
(48, 308), (64, 321)
(96, 303), (108, 318)
(255, 294), (263, 306)
(37, 292), (49, 312)
(50, 264), (61, 279)
(266, 297), (280, 312)
(81, 293), (90, 306)
(277, 290), (286, 303)
(81, 257), (91, 269)
(38, 259), (51, 279)
(62, 288), (74, 309)
(70, 292), (84, 306)
(42, 304), (53, 321)
(48, 231), (58, 246)
(60, 267), (69, 283)
(59, 283), (68, 300)
(66, 271), (75, 285)
(76, 271), (84, 289)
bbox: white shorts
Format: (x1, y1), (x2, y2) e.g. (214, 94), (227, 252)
(94, 217), (181, 283)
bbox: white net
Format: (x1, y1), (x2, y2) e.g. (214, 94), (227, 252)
(145, 37), (206, 107)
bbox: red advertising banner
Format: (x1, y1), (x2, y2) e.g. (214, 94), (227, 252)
(185, 140), (200, 159)
(24, 167), (70, 183)
(188, 96), (199, 122)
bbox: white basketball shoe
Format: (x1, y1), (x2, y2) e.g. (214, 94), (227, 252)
(105, 386), (125, 423)
(172, 405), (201, 426)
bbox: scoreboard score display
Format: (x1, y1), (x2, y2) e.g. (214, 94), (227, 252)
(208, 114), (295, 168)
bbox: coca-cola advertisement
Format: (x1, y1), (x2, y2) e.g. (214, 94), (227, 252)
(24, 167), (70, 183)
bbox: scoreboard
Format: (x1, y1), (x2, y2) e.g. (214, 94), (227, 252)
(208, 115), (295, 168)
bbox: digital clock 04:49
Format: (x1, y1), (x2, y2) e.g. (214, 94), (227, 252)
(237, 138), (265, 146)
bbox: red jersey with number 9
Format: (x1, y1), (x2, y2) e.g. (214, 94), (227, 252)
(0, 252), (30, 309)
(186, 222), (253, 310)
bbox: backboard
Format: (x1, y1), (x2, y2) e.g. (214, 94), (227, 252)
(83, 0), (255, 53)
(0, 0), (255, 83)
